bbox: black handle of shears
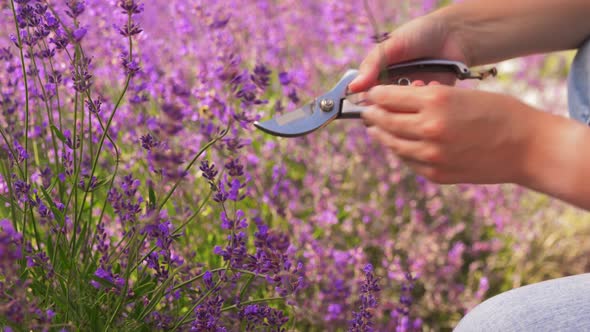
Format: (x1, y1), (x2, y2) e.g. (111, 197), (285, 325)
(377, 59), (497, 84)
(339, 59), (497, 119)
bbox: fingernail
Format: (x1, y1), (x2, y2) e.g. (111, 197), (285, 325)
(349, 73), (365, 90)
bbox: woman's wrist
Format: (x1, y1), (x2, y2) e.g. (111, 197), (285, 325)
(516, 109), (590, 209)
(430, 7), (475, 66)
(432, 2), (513, 66)
(432, 0), (590, 67)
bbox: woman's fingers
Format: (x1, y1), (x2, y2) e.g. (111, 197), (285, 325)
(348, 37), (409, 93)
(362, 81), (444, 139)
(366, 85), (423, 112)
(366, 126), (443, 164)
(366, 127), (452, 182)
(400, 158), (455, 184)
(362, 106), (423, 140)
(367, 81), (447, 112)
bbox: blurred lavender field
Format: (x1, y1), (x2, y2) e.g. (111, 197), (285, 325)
(1, 1), (589, 331)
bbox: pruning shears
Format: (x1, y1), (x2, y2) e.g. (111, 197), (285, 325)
(254, 59), (497, 137)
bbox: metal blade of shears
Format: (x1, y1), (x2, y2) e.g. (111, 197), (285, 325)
(253, 70), (359, 137)
(253, 101), (337, 137)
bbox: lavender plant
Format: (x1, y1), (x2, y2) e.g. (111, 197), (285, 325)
(0, 1), (585, 331)
(0, 0), (303, 330)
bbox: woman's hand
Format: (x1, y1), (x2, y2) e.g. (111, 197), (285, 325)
(362, 82), (537, 184)
(362, 82), (590, 210)
(350, 0), (590, 94)
(348, 14), (469, 93)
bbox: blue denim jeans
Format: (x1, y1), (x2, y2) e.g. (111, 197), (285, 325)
(454, 273), (590, 331)
(568, 37), (590, 124)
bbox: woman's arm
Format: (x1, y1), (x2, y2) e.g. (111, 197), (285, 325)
(519, 110), (590, 210)
(438, 0), (590, 66)
(349, 0), (590, 93)
(362, 84), (590, 211)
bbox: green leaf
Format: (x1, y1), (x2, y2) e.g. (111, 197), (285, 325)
(138, 269), (179, 320)
(50, 124), (67, 144)
(92, 177), (108, 190)
(133, 279), (158, 298)
(148, 183), (156, 210)
(40, 186), (65, 224)
(79, 177), (108, 192)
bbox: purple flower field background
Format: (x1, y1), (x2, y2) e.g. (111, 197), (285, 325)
(1, 1), (589, 331)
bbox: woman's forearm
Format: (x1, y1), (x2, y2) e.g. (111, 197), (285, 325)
(435, 0), (590, 66)
(518, 111), (590, 210)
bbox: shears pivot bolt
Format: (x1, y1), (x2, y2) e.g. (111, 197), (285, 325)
(320, 99), (334, 112)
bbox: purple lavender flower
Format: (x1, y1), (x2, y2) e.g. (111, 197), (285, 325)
(78, 175), (99, 191)
(62, 152), (73, 176)
(251, 64), (271, 89)
(65, 0), (85, 19)
(209, 15), (230, 29)
(95, 222), (109, 267)
(120, 52), (141, 76)
(287, 89), (299, 104)
(71, 55), (94, 93)
(140, 133), (158, 150)
(118, 0), (144, 15)
(238, 304), (289, 331)
(219, 211), (243, 230)
(326, 303), (343, 321)
(118, 22), (143, 37)
(159, 103), (184, 135)
(222, 136), (250, 152)
(148, 311), (173, 330)
(0, 47), (12, 61)
(190, 294), (226, 332)
(16, 2), (42, 28)
(11, 142), (28, 164)
(213, 231), (247, 268)
(49, 70), (63, 84)
(40, 166), (52, 189)
(200, 160), (218, 185)
(9, 33), (21, 49)
(108, 174), (143, 225)
(12, 179), (31, 203)
(349, 264), (380, 332)
(278, 72), (291, 86)
(213, 181), (228, 203)
(0, 219), (23, 267)
(35, 195), (54, 224)
(72, 27), (88, 42)
(94, 266), (125, 289)
(397, 272), (416, 316)
(227, 178), (244, 201)
(50, 29), (69, 50)
(86, 96), (102, 114)
(224, 158), (244, 177)
(44, 13), (59, 31)
(25, 249), (54, 278)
